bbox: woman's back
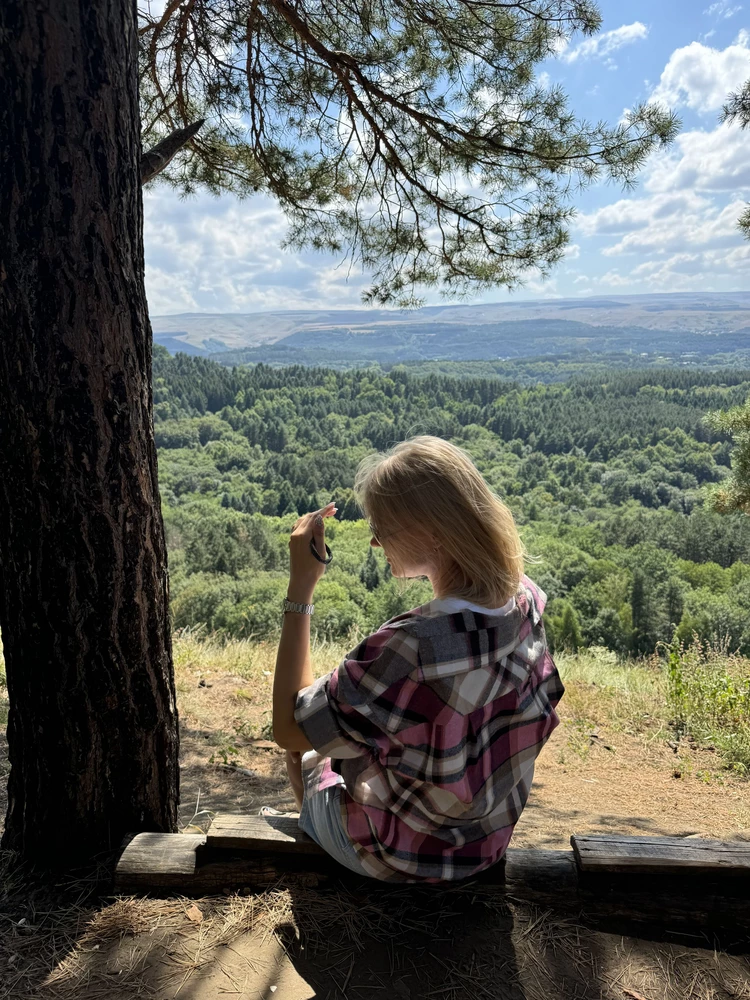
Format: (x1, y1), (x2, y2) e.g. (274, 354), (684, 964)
(295, 574), (563, 882)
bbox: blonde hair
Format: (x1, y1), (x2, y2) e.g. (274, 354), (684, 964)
(353, 435), (530, 607)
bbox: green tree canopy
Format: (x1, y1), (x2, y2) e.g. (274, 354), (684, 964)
(720, 77), (750, 240)
(360, 546), (382, 591)
(138, 0), (677, 306)
(704, 403), (750, 517)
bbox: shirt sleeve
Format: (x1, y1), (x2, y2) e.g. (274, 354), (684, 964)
(294, 623), (421, 759)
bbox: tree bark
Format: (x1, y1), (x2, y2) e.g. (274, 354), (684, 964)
(0, 0), (179, 866)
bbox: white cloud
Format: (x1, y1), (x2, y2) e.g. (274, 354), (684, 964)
(619, 244), (750, 289)
(649, 31), (750, 113)
(575, 60), (750, 294)
(704, 2), (743, 18)
(143, 186), (369, 313)
(646, 120), (750, 193)
(592, 239), (750, 293)
(576, 115), (750, 260)
(596, 269), (635, 288)
(562, 22), (648, 64)
(577, 191), (712, 238)
(599, 198), (749, 256)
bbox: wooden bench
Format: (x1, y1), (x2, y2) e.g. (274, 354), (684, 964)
(114, 815), (750, 942)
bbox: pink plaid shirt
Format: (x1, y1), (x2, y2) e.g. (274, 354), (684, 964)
(294, 575), (563, 881)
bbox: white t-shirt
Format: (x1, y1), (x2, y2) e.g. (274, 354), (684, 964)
(429, 595), (515, 616)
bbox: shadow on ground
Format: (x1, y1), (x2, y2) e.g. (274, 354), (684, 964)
(2, 750), (750, 998)
(3, 839), (750, 999)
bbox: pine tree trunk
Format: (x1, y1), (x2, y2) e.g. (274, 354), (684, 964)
(0, 0), (179, 866)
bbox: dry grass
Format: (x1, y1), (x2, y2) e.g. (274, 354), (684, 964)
(173, 624), (356, 686)
(555, 646), (669, 738)
(174, 632), (673, 743)
(172, 626), (353, 742)
(2, 870), (748, 1000)
(172, 631), (674, 747)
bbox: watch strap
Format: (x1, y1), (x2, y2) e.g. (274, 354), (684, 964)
(283, 597), (315, 615)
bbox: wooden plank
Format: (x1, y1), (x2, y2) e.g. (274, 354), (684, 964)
(207, 813), (325, 855)
(114, 832), (206, 890)
(571, 834), (750, 874)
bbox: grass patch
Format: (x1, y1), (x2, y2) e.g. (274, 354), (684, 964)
(555, 645), (668, 739)
(665, 634), (750, 776)
(172, 623), (356, 685)
(171, 625), (358, 746)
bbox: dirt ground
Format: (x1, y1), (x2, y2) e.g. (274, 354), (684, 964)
(2, 659), (750, 999)
(176, 669), (750, 846)
(4, 858), (749, 1000)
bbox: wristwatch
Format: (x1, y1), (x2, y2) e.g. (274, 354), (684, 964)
(282, 597), (315, 615)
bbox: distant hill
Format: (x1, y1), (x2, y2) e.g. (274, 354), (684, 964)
(153, 334), (209, 357)
(150, 291), (750, 366)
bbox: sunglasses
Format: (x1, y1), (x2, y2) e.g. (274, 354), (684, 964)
(368, 521), (405, 544)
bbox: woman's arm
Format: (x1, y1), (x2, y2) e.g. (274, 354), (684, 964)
(272, 503), (336, 751)
(272, 578), (315, 751)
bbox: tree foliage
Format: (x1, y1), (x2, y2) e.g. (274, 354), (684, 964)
(721, 77), (750, 241)
(138, 1), (678, 305)
(704, 402), (750, 517)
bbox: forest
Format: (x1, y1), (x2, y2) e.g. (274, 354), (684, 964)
(153, 346), (750, 658)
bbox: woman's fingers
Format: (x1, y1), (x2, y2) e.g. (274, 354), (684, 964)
(291, 504), (337, 537)
(312, 511), (326, 558)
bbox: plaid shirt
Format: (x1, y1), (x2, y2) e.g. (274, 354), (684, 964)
(294, 574), (564, 882)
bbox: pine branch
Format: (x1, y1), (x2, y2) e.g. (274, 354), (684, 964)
(141, 118), (205, 184)
(136, 0), (677, 303)
(720, 79), (750, 130)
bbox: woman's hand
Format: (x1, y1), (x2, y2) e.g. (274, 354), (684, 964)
(288, 502), (337, 594)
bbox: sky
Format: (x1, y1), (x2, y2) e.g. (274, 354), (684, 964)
(143, 1), (750, 315)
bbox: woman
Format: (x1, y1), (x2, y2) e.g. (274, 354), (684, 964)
(272, 435), (563, 882)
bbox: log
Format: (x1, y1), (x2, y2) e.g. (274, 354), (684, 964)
(571, 834), (750, 874)
(502, 849), (750, 937)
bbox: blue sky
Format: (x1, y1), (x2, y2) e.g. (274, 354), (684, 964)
(144, 2), (750, 314)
